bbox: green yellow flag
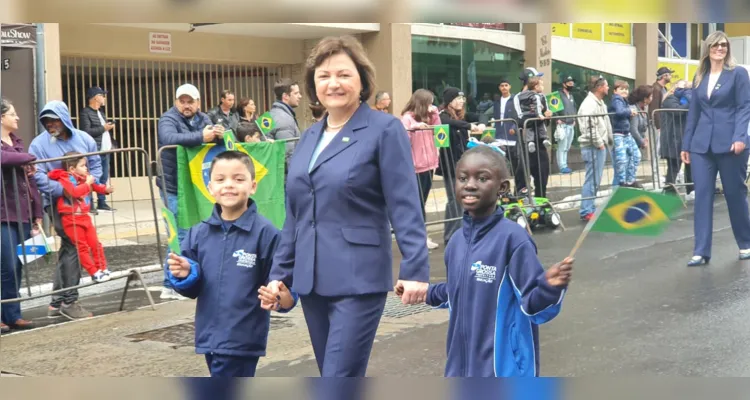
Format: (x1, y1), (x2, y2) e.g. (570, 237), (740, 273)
(175, 141), (286, 229)
(433, 124), (450, 148)
(257, 112), (275, 136)
(590, 187), (683, 236)
(546, 91), (564, 113)
(481, 128), (496, 142)
(161, 206), (181, 255)
(223, 129), (238, 151)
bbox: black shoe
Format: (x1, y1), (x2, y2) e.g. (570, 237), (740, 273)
(97, 203), (115, 212)
(90, 208), (98, 216)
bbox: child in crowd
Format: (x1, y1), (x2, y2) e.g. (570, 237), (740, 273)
(236, 120), (275, 143)
(48, 151), (114, 283)
(166, 150), (298, 377)
(396, 146), (573, 377)
(609, 80), (639, 188)
(514, 77), (553, 153)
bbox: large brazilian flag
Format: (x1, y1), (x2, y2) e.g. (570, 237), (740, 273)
(175, 141), (286, 229)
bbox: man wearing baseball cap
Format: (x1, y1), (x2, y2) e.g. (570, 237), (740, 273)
(79, 86), (116, 212)
(156, 83), (221, 300)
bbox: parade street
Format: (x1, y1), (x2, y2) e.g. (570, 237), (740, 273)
(3, 197), (750, 377)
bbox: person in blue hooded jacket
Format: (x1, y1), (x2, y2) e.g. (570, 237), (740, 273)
(397, 146), (573, 377)
(29, 100), (102, 320)
(166, 150), (299, 377)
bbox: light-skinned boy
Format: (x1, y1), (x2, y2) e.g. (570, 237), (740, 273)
(396, 146), (573, 377)
(166, 150), (298, 377)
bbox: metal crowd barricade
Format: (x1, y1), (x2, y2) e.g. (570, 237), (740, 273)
(0, 148), (164, 312)
(649, 108), (693, 195)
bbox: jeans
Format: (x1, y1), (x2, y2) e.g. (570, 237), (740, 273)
(613, 134), (641, 185)
(1, 222), (30, 324)
(47, 204), (82, 308)
(162, 192), (187, 289)
(416, 171), (433, 222)
(555, 124), (575, 170)
(580, 147), (607, 217)
(98, 153), (110, 205)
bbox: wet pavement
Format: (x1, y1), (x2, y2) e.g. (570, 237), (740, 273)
(5, 197), (750, 377)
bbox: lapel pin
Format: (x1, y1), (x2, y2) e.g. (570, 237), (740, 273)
(342, 137), (350, 142)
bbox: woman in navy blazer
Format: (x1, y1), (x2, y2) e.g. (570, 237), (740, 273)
(260, 36), (431, 377)
(681, 31), (750, 267)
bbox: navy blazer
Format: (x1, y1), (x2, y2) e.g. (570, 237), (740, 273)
(270, 102), (430, 297)
(683, 66), (750, 154)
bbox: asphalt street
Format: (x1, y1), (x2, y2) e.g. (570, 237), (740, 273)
(7, 197), (750, 377)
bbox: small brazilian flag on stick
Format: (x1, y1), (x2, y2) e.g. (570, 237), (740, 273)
(257, 112), (275, 136)
(161, 207), (181, 255)
(223, 129), (238, 150)
(590, 187), (683, 236)
(481, 128), (496, 142)
(434, 124), (450, 148)
(546, 91), (564, 113)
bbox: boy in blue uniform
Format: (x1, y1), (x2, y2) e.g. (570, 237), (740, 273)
(166, 150), (298, 377)
(397, 146), (573, 377)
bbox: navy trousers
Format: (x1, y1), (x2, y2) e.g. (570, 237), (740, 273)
(300, 292), (388, 377)
(204, 354), (259, 377)
(691, 150), (750, 258)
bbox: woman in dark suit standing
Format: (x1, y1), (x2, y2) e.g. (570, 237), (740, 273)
(682, 31), (750, 267)
(261, 36), (430, 377)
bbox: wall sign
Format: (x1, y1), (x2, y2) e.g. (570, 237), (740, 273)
(1, 24), (37, 47)
(149, 32), (172, 54)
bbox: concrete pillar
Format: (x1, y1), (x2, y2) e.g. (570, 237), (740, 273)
(523, 23), (552, 94)
(361, 23), (412, 115)
(42, 23), (62, 102)
(634, 23), (659, 87)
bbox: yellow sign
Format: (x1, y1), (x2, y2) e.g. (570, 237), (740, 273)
(551, 23), (570, 37)
(571, 23), (602, 41)
(604, 23), (631, 44)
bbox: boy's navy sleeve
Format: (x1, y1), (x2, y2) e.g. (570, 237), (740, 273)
(166, 227), (203, 299)
(263, 227), (298, 313)
(506, 239), (566, 324)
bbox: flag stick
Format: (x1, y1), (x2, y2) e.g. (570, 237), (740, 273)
(568, 188), (617, 259)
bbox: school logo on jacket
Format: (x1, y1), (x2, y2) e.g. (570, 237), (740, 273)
(470, 261), (496, 284)
(233, 249), (257, 269)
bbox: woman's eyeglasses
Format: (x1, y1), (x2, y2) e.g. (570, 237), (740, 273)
(711, 42), (729, 49)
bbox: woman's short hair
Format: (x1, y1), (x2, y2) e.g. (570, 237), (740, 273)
(305, 35), (377, 104)
(627, 85), (653, 105)
(1, 98), (12, 116)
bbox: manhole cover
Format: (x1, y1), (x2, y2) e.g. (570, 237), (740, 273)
(381, 294), (435, 318)
(126, 317), (294, 348)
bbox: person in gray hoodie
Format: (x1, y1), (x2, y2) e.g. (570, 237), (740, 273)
(267, 78), (302, 168)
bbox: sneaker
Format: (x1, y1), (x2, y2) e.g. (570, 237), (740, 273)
(160, 288), (186, 301)
(92, 271), (110, 283)
(101, 268), (112, 276)
(528, 142), (536, 153)
(630, 181), (644, 189)
(581, 213), (595, 221)
(47, 306), (62, 318)
(426, 238), (439, 250)
(685, 192), (696, 202)
(60, 302), (93, 320)
(0, 323), (9, 334)
(542, 139), (552, 148)
(97, 203), (116, 212)
(560, 167), (573, 174)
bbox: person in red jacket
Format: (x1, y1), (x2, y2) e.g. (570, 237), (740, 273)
(48, 151), (114, 283)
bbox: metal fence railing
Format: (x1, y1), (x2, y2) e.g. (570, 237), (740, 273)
(0, 148), (164, 315)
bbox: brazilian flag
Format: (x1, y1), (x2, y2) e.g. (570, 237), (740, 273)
(223, 129), (238, 150)
(433, 124), (450, 148)
(546, 91), (564, 113)
(481, 128), (496, 142)
(257, 112), (275, 136)
(590, 187), (683, 236)
(175, 141), (286, 229)
(161, 207), (181, 255)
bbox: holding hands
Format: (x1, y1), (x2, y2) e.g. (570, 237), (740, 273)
(545, 257), (574, 287)
(393, 280), (428, 305)
(258, 280), (295, 311)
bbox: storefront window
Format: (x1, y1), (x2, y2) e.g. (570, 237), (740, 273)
(412, 35), (524, 112)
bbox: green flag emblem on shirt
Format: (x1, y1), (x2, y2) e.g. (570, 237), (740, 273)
(590, 187), (682, 236)
(434, 124), (450, 148)
(257, 112), (275, 136)
(176, 141), (286, 230)
(546, 91), (564, 113)
(161, 207), (181, 255)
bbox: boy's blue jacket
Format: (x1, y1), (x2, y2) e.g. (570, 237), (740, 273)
(426, 208), (566, 377)
(608, 94), (632, 134)
(167, 200), (299, 357)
